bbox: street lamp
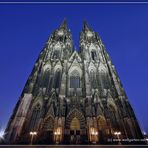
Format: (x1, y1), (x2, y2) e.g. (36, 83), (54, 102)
(54, 128), (61, 144)
(114, 131), (121, 144)
(90, 127), (98, 143)
(29, 131), (37, 145)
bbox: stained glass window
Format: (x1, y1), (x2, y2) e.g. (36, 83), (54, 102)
(70, 76), (80, 88)
(29, 104), (41, 130)
(70, 70), (80, 88)
(53, 69), (61, 89)
(91, 51), (96, 60)
(90, 70), (96, 88)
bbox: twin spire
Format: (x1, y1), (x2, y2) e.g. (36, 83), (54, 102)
(58, 19), (93, 32)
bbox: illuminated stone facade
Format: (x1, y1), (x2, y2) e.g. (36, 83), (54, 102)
(5, 20), (144, 144)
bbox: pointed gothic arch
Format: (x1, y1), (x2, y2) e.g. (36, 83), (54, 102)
(107, 97), (118, 112)
(68, 65), (82, 77)
(91, 50), (97, 61)
(42, 116), (55, 131)
(52, 43), (61, 59)
(88, 43), (98, 61)
(68, 67), (82, 95)
(98, 63), (107, 73)
(28, 104), (41, 131)
(93, 90), (101, 103)
(70, 117), (80, 130)
(69, 69), (80, 88)
(108, 103), (118, 129)
(89, 69), (97, 89)
(53, 68), (61, 89)
(43, 63), (51, 72)
(97, 115), (108, 142)
(97, 116), (107, 131)
(66, 109), (85, 129)
(98, 63), (110, 89)
(42, 68), (50, 88)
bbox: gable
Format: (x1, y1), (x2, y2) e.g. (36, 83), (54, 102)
(68, 50), (82, 62)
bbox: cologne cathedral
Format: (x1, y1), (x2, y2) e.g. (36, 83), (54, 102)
(5, 20), (144, 144)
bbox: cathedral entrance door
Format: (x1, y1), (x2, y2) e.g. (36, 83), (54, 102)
(40, 130), (53, 144)
(70, 117), (81, 144)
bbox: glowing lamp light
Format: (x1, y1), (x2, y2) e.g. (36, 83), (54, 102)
(54, 128), (61, 135)
(90, 128), (98, 136)
(29, 131), (37, 144)
(114, 131), (121, 135)
(29, 131), (37, 135)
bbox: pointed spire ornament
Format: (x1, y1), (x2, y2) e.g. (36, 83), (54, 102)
(83, 20), (92, 31)
(59, 18), (68, 30)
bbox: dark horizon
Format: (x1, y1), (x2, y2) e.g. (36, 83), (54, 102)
(0, 3), (148, 135)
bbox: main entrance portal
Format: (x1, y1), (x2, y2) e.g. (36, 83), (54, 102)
(70, 117), (80, 144)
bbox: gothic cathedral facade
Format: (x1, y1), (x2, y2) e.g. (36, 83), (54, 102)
(5, 20), (144, 144)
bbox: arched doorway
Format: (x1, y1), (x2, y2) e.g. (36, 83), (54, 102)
(97, 116), (107, 143)
(65, 109), (87, 144)
(70, 117), (80, 144)
(40, 116), (54, 144)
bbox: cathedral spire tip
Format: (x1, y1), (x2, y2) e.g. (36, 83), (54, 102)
(83, 20), (92, 31)
(60, 18), (68, 30)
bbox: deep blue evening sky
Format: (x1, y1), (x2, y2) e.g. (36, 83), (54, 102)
(0, 3), (148, 134)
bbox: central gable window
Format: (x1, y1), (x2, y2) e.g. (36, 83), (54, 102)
(70, 70), (80, 88)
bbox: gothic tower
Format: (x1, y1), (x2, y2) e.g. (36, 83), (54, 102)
(4, 20), (144, 144)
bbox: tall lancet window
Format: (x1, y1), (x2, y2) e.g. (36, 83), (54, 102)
(70, 70), (80, 88)
(98, 64), (110, 89)
(53, 69), (61, 89)
(100, 72), (110, 89)
(29, 104), (41, 130)
(91, 50), (97, 61)
(108, 105), (118, 128)
(90, 70), (97, 89)
(42, 68), (50, 88)
(53, 50), (60, 59)
(52, 43), (61, 59)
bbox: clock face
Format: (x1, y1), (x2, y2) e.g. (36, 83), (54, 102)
(87, 31), (93, 37)
(58, 30), (64, 36)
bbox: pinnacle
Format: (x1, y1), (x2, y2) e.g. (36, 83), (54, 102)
(83, 20), (92, 31)
(59, 18), (68, 30)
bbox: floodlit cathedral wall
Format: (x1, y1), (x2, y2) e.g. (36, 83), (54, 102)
(5, 20), (144, 144)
